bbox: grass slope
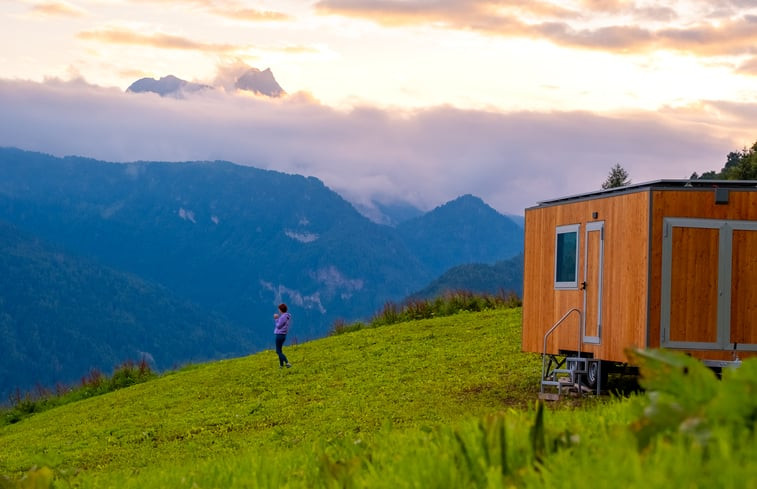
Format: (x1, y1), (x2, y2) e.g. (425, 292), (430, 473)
(4, 308), (757, 488)
(0, 308), (539, 483)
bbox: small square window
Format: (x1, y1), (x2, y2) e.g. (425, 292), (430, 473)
(555, 224), (579, 289)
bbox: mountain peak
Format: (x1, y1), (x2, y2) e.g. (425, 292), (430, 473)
(420, 194), (500, 222)
(234, 67), (285, 97)
(396, 194), (523, 276)
(443, 194), (487, 209)
(126, 75), (211, 98)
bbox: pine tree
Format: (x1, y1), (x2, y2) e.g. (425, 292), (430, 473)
(601, 164), (631, 189)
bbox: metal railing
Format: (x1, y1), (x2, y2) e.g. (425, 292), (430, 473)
(540, 308), (582, 388)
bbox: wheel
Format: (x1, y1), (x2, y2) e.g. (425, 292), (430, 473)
(583, 360), (608, 390)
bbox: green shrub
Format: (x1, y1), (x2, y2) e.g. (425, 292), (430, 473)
(0, 358), (155, 427)
(330, 290), (521, 336)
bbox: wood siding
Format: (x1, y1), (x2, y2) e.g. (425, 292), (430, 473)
(522, 191), (650, 362)
(649, 189), (757, 360)
(731, 230), (757, 345)
(667, 226), (719, 343)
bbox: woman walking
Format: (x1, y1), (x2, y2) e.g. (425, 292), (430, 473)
(273, 303), (292, 368)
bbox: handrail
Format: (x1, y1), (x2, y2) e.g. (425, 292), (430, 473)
(540, 308), (582, 388)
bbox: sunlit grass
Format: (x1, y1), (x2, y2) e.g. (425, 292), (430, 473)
(3, 309), (757, 488)
(0, 308), (539, 482)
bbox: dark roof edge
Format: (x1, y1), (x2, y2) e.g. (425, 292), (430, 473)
(532, 179), (757, 208)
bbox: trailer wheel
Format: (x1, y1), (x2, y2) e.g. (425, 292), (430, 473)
(584, 360), (608, 390)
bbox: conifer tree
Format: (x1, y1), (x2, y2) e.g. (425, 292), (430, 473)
(601, 164), (631, 189)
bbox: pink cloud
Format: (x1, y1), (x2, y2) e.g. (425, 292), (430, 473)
(0, 78), (747, 216)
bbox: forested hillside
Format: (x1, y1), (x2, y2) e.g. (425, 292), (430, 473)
(409, 254), (523, 300)
(0, 220), (258, 400)
(397, 194), (523, 277)
(0, 147), (524, 398)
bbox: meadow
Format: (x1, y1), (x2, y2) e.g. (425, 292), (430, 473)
(1, 306), (756, 488)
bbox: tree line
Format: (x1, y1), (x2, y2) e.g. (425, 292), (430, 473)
(602, 138), (757, 189)
(692, 139), (757, 180)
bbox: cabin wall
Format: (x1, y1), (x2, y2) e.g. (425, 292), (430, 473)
(649, 188), (757, 361)
(522, 191), (650, 362)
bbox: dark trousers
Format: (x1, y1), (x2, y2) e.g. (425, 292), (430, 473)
(275, 334), (289, 366)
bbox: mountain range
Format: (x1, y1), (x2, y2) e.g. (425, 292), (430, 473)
(127, 67), (285, 98)
(0, 147), (523, 399)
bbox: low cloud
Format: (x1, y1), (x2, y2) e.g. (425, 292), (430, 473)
(0, 78), (748, 216)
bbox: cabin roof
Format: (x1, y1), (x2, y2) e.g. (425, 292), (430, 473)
(533, 179), (757, 208)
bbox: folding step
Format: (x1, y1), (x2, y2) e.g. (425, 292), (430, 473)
(540, 356), (598, 399)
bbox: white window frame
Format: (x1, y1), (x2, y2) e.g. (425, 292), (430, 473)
(554, 224), (580, 290)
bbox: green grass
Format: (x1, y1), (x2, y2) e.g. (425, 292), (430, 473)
(0, 308), (541, 485)
(3, 307), (757, 488)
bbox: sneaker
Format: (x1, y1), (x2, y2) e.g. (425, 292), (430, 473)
(285, 363), (292, 368)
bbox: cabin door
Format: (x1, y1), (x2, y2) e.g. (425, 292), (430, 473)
(661, 218), (757, 351)
(582, 221), (604, 344)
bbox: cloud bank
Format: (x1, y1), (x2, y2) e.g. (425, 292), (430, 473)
(0, 78), (749, 216)
(316, 0), (757, 68)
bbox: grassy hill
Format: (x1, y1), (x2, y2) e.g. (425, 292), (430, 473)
(2, 308), (757, 488)
(0, 308), (539, 483)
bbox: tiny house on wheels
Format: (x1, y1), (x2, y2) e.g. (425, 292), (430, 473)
(522, 180), (757, 398)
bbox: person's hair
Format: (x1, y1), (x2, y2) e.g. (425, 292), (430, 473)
(278, 303), (288, 313)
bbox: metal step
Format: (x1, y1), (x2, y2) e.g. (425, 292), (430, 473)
(540, 356), (594, 399)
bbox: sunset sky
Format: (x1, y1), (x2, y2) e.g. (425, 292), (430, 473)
(2, 0), (756, 216)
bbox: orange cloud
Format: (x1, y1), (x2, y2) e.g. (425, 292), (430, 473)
(315, 1), (756, 57)
(280, 45), (320, 54)
(210, 7), (291, 22)
(128, 0), (291, 22)
(656, 16), (757, 56)
(30, 1), (86, 17)
(737, 56), (757, 76)
(77, 28), (239, 53)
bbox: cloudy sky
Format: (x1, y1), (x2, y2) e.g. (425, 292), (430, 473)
(1, 1), (756, 216)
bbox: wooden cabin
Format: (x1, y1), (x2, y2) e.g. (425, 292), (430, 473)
(522, 180), (757, 394)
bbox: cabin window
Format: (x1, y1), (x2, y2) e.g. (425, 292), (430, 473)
(555, 224), (580, 289)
